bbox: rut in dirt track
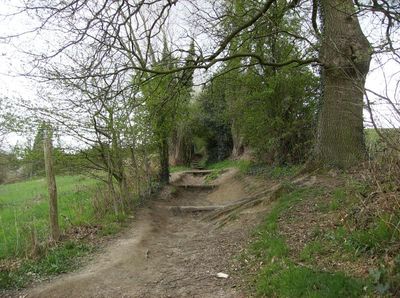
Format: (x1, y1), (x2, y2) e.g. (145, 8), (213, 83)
(23, 169), (261, 298)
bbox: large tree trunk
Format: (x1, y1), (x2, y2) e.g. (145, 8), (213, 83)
(43, 129), (60, 242)
(316, 0), (371, 168)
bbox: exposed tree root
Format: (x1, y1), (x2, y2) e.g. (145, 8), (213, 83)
(206, 174), (313, 226)
(168, 205), (223, 214)
(204, 183), (287, 225)
(169, 174), (314, 226)
(165, 182), (287, 216)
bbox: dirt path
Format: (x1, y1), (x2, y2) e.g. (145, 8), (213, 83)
(22, 169), (262, 298)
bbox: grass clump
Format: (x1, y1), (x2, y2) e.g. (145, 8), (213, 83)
(98, 222), (121, 236)
(350, 218), (395, 253)
(204, 170), (223, 184)
(317, 187), (348, 212)
(206, 159), (251, 173)
(246, 186), (369, 297)
(299, 240), (326, 262)
(0, 240), (93, 290)
(334, 215), (399, 255)
(170, 165), (191, 173)
(246, 164), (301, 179)
(257, 263), (366, 298)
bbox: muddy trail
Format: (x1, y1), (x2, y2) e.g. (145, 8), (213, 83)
(21, 169), (265, 298)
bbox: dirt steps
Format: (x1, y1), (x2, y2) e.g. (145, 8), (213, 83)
(182, 169), (217, 175)
(172, 184), (217, 190)
(23, 169), (255, 298)
(190, 160), (205, 170)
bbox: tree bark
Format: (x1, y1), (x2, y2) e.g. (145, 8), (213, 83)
(159, 137), (170, 184)
(231, 120), (244, 158)
(130, 144), (141, 197)
(43, 129), (60, 242)
(170, 126), (193, 166)
(316, 0), (371, 168)
(106, 153), (119, 216)
(111, 128), (128, 209)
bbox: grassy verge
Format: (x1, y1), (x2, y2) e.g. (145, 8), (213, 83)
(170, 165), (191, 173)
(206, 159), (302, 179)
(246, 164), (302, 179)
(0, 175), (129, 290)
(210, 156), (399, 296)
(244, 181), (374, 297)
(0, 240), (93, 290)
(206, 159), (251, 173)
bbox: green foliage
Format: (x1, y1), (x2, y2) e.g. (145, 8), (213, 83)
(0, 151), (17, 184)
(193, 77), (233, 163)
(193, 0), (319, 165)
(15, 122), (50, 178)
(325, 219), (400, 294)
(317, 183), (400, 257)
(317, 187), (347, 212)
(138, 38), (196, 176)
(272, 177), (400, 296)
(5, 137), (86, 183)
(233, 66), (318, 164)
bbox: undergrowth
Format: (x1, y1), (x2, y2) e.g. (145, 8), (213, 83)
(0, 240), (93, 290)
(0, 176), (100, 259)
(206, 159), (251, 173)
(246, 164), (302, 179)
(241, 159), (400, 297)
(0, 175), (131, 291)
(170, 165), (191, 173)
(204, 170), (222, 184)
(204, 160), (302, 179)
(245, 185), (372, 297)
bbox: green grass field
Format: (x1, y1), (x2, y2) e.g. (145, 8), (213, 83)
(0, 176), (100, 260)
(365, 128), (400, 154)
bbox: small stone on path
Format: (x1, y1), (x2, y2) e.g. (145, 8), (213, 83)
(216, 272), (229, 279)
